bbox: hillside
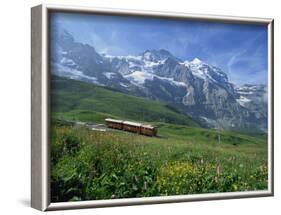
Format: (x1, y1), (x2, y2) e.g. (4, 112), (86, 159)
(50, 76), (268, 202)
(51, 75), (199, 127)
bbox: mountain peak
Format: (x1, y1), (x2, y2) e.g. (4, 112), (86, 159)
(143, 49), (172, 57)
(142, 49), (182, 62)
(190, 58), (203, 64)
(158, 49), (172, 55)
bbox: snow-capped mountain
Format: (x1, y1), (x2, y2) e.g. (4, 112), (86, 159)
(50, 29), (268, 132)
(235, 84), (267, 121)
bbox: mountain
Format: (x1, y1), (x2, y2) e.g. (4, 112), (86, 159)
(50, 28), (143, 95)
(51, 76), (199, 127)
(235, 84), (268, 123)
(50, 29), (268, 132)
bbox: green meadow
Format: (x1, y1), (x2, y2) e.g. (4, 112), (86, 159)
(50, 76), (268, 202)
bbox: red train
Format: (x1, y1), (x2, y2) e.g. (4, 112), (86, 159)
(105, 118), (157, 137)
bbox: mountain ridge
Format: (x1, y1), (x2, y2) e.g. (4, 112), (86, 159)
(50, 28), (267, 132)
(51, 75), (199, 127)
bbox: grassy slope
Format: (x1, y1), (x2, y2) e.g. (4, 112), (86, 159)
(51, 124), (267, 201)
(51, 75), (198, 126)
(50, 75), (268, 201)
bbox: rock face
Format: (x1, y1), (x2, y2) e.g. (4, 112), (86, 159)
(235, 85), (268, 131)
(50, 29), (268, 132)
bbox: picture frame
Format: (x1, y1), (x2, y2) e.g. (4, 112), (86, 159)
(31, 4), (274, 211)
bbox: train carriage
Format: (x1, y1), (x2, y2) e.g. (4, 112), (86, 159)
(141, 124), (157, 136)
(123, 121), (141, 134)
(105, 118), (157, 137)
(105, 118), (123, 130)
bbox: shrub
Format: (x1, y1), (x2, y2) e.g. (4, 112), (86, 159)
(157, 161), (218, 195)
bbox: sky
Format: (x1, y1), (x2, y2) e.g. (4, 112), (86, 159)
(51, 12), (268, 86)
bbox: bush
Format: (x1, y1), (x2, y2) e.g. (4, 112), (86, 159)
(63, 135), (80, 154)
(156, 161), (268, 195)
(157, 161), (218, 195)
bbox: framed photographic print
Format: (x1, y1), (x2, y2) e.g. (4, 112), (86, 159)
(31, 4), (274, 211)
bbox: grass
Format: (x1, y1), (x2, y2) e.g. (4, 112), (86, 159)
(51, 122), (267, 202)
(50, 76), (268, 202)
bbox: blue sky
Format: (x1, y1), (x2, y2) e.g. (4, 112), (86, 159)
(51, 12), (268, 85)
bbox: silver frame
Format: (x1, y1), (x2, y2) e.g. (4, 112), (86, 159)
(31, 4), (274, 211)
